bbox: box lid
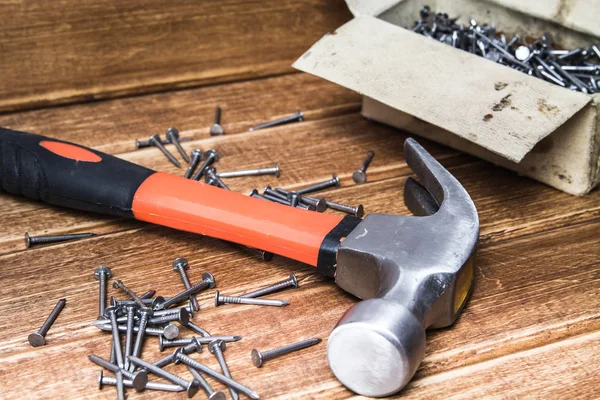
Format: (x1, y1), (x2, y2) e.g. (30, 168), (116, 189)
(293, 15), (591, 162)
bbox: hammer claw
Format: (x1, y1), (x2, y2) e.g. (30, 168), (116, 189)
(404, 177), (439, 216)
(328, 138), (479, 397)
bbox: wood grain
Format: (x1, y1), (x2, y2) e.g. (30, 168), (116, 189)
(0, 73), (361, 155)
(0, 0), (352, 112)
(0, 49), (598, 399)
(0, 216), (597, 399)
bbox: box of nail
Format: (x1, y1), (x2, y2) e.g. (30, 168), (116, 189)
(294, 0), (600, 195)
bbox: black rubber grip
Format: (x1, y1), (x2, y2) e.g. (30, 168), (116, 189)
(316, 215), (362, 277)
(0, 127), (155, 218)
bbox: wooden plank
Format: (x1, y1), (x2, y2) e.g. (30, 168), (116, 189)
(0, 0), (352, 112)
(0, 215), (597, 399)
(397, 330), (600, 399)
(0, 73), (361, 155)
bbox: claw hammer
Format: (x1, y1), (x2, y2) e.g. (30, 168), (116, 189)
(0, 127), (479, 396)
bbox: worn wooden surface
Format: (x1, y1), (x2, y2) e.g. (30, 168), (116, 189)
(5, 3), (598, 398)
(0, 0), (352, 112)
(0, 62), (599, 400)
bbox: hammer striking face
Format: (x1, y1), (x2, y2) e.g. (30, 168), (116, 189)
(1, 128), (479, 398)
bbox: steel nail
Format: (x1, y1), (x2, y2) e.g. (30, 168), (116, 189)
(172, 258), (200, 312)
(112, 280), (147, 309)
(88, 354), (148, 392)
(149, 134), (182, 168)
(184, 149), (204, 179)
(172, 350), (260, 400)
(153, 273), (215, 310)
(295, 174), (340, 195)
(215, 291), (288, 307)
(210, 340), (238, 400)
(187, 365), (226, 400)
(28, 298), (67, 347)
(352, 150), (375, 184)
(249, 110), (303, 131)
(210, 106), (225, 136)
(241, 273), (298, 298)
(251, 338), (322, 367)
(94, 266), (112, 318)
(217, 164), (280, 179)
(165, 128), (191, 163)
(136, 137), (191, 149)
(128, 355), (200, 397)
(24, 232), (94, 248)
(99, 371), (185, 392)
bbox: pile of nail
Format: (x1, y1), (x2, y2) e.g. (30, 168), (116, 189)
(88, 259), (319, 399)
(412, 6), (600, 93)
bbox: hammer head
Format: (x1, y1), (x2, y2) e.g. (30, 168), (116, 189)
(328, 138), (479, 397)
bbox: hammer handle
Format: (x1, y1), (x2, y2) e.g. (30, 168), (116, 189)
(0, 127), (347, 266)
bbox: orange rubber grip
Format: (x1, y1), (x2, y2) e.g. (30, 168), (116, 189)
(132, 172), (345, 266)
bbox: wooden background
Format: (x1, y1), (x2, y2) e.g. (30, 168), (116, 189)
(0, 1), (599, 399)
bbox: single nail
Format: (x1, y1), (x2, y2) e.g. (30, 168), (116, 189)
(88, 354), (148, 392)
(324, 200), (364, 218)
(217, 164), (280, 179)
(98, 371), (184, 392)
(95, 323), (179, 339)
(152, 337), (203, 368)
(210, 106), (224, 136)
(240, 245), (275, 262)
(172, 349), (260, 400)
(104, 306), (124, 369)
(187, 322), (212, 337)
(128, 355), (200, 398)
(352, 150), (375, 184)
(115, 371), (125, 400)
(210, 340), (238, 400)
(262, 188), (311, 210)
(295, 175), (340, 195)
(215, 291), (288, 307)
(184, 149), (204, 179)
(28, 298), (67, 347)
(187, 365), (226, 400)
(251, 338), (322, 367)
(172, 257), (200, 312)
(274, 188), (326, 212)
(149, 134), (181, 168)
(139, 290), (156, 300)
(123, 304), (137, 370)
(24, 232), (94, 248)
(137, 137), (191, 149)
(94, 266), (112, 318)
(130, 308), (153, 371)
(149, 308), (190, 326)
(112, 280), (147, 309)
(153, 273), (215, 310)
(166, 128), (191, 163)
(241, 273), (298, 298)
(99, 371), (185, 392)
(159, 335), (242, 351)
(249, 110), (303, 131)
